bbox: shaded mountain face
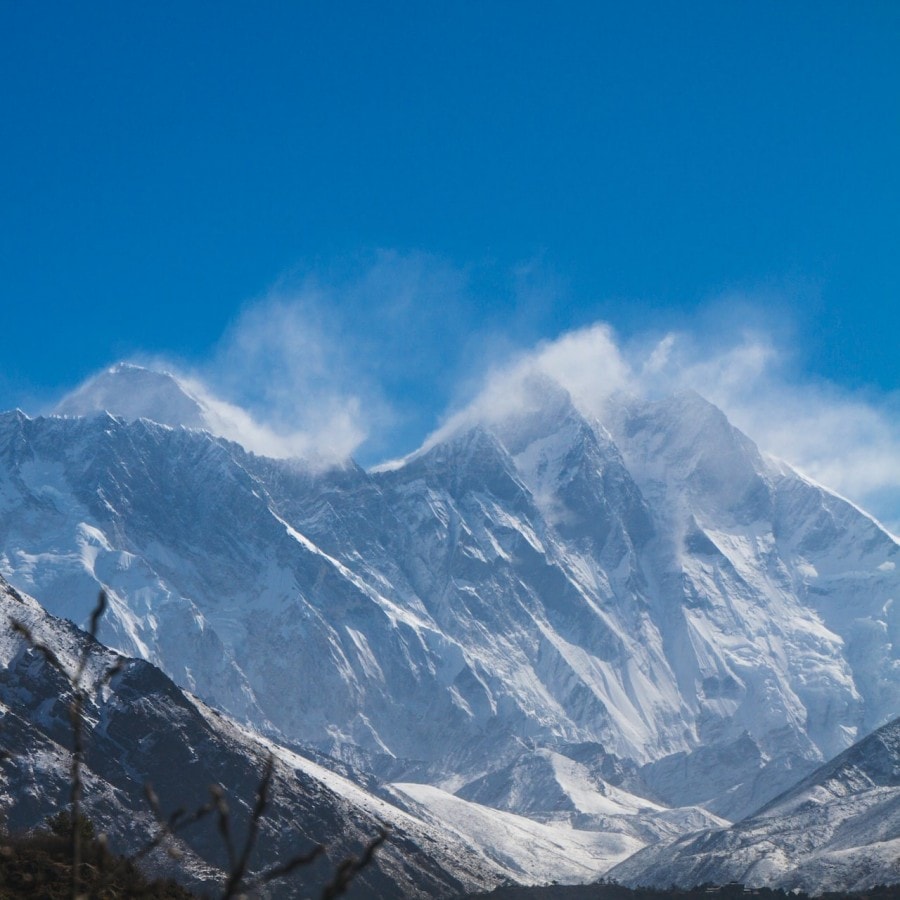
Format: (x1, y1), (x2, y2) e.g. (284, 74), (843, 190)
(0, 576), (501, 898)
(607, 715), (900, 894)
(2, 364), (899, 828)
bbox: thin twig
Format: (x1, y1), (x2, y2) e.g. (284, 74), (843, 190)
(10, 620), (66, 673)
(100, 657), (125, 686)
(249, 843), (325, 888)
(221, 753), (274, 899)
(69, 590), (108, 900)
(11, 591), (118, 900)
(212, 784), (237, 875)
(129, 783), (215, 863)
(320, 826), (390, 899)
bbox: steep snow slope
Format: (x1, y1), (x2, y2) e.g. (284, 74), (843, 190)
(2, 364), (899, 833)
(607, 392), (898, 761)
(0, 575), (502, 897)
(608, 716), (900, 893)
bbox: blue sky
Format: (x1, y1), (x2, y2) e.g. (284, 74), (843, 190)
(2, 3), (899, 518)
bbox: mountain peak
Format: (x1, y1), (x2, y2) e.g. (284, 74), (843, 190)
(486, 371), (585, 456)
(54, 362), (210, 430)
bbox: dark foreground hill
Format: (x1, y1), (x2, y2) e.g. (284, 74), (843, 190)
(0, 576), (500, 898)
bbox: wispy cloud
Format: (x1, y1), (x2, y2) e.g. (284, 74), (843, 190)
(196, 250), (491, 461)
(423, 323), (632, 446)
(181, 372), (365, 464)
(192, 250), (577, 463)
(198, 293), (371, 462)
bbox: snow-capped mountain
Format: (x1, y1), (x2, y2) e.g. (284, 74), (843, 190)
(608, 714), (900, 893)
(0, 574), (502, 897)
(0, 573), (715, 893)
(54, 362), (214, 430)
(3, 362), (900, 887)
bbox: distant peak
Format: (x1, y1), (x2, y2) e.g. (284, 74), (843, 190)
(53, 362), (210, 430)
(50, 363), (352, 466)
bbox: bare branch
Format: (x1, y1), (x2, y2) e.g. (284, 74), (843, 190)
(212, 784), (237, 874)
(130, 782), (215, 863)
(251, 843), (325, 887)
(100, 656), (125, 687)
(87, 590), (107, 641)
(222, 753), (274, 899)
(320, 826), (390, 899)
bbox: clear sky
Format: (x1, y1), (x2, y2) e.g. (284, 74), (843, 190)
(2, 3), (899, 518)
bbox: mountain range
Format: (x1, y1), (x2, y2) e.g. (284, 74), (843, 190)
(2, 361), (899, 894)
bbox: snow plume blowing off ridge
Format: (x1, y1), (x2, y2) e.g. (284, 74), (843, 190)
(50, 274), (900, 530)
(52, 289), (382, 466)
(51, 254), (472, 465)
(54, 361), (366, 466)
(417, 322), (900, 533)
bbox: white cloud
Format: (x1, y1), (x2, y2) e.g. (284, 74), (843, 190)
(191, 250), (476, 463)
(178, 373), (366, 464)
(199, 294), (373, 462)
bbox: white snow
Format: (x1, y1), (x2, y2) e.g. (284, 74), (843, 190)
(391, 781), (642, 882)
